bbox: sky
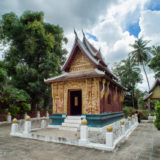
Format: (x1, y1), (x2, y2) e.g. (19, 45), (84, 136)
(0, 0), (160, 91)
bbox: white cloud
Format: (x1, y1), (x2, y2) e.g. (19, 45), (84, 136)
(84, 10), (136, 65)
(106, 0), (148, 28)
(137, 71), (155, 92)
(0, 0), (118, 32)
(139, 10), (160, 45)
(1, 0), (160, 91)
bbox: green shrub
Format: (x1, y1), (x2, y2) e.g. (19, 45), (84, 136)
(137, 109), (149, 120)
(138, 96), (145, 109)
(154, 101), (160, 130)
(21, 102), (31, 114)
(9, 105), (20, 117)
(140, 110), (149, 120)
(149, 112), (155, 116)
(123, 106), (134, 117)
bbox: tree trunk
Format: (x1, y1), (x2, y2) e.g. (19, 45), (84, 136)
(142, 62), (150, 91)
(132, 89), (135, 108)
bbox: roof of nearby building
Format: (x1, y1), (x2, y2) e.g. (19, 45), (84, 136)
(149, 79), (160, 93)
(144, 79), (160, 101)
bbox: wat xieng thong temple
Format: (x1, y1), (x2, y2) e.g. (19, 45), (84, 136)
(45, 31), (125, 127)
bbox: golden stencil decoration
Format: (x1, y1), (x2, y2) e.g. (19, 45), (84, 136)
(69, 50), (94, 72)
(120, 90), (124, 102)
(52, 78), (100, 115)
(100, 79), (106, 99)
(52, 82), (64, 113)
(105, 81), (110, 100)
(113, 87), (117, 102)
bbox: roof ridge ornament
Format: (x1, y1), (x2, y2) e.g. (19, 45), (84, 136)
(74, 29), (78, 39)
(82, 29), (85, 38)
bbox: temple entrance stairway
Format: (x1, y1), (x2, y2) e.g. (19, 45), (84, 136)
(59, 116), (81, 131)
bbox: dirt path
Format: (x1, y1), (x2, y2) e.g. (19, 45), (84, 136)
(0, 123), (160, 160)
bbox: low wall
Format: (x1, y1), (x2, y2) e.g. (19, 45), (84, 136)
(50, 112), (124, 127)
(84, 112), (124, 127)
(50, 114), (67, 125)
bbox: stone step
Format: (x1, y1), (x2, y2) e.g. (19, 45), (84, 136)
(59, 116), (81, 131)
(59, 126), (78, 131)
(66, 116), (81, 120)
(64, 119), (81, 124)
(62, 122), (80, 128)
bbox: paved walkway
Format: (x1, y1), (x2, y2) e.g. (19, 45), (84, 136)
(0, 123), (160, 160)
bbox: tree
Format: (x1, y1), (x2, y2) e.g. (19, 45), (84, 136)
(149, 45), (160, 78)
(134, 88), (145, 109)
(0, 86), (31, 116)
(0, 11), (68, 110)
(0, 61), (7, 90)
(154, 101), (160, 130)
(129, 38), (151, 91)
(113, 57), (142, 108)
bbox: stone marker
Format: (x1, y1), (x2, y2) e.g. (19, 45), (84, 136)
(10, 118), (18, 135)
(23, 116), (31, 135)
(41, 116), (47, 128)
(120, 120), (125, 135)
(79, 119), (88, 143)
(37, 111), (40, 119)
(46, 111), (49, 119)
(7, 112), (12, 123)
(106, 125), (113, 148)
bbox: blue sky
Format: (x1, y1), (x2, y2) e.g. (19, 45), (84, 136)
(86, 32), (98, 42)
(126, 22), (141, 38)
(145, 0), (160, 11)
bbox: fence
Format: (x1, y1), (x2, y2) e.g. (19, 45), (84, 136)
(0, 112), (51, 123)
(10, 114), (138, 151)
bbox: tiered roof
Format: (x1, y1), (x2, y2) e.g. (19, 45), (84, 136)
(44, 31), (124, 90)
(62, 31), (117, 80)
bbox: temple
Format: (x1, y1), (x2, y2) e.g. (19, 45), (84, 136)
(44, 31), (125, 127)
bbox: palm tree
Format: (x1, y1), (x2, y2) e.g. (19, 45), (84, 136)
(113, 57), (142, 108)
(151, 45), (160, 56)
(129, 38), (151, 91)
(149, 45), (160, 79)
(121, 58), (142, 108)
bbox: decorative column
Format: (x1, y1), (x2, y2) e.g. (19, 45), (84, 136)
(120, 120), (125, 135)
(7, 112), (12, 123)
(128, 116), (131, 128)
(106, 125), (113, 148)
(41, 116), (47, 128)
(46, 111), (49, 119)
(79, 119), (88, 144)
(37, 111), (40, 119)
(23, 116), (31, 135)
(10, 118), (18, 135)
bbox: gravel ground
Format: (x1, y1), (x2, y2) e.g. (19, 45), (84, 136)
(0, 123), (160, 160)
